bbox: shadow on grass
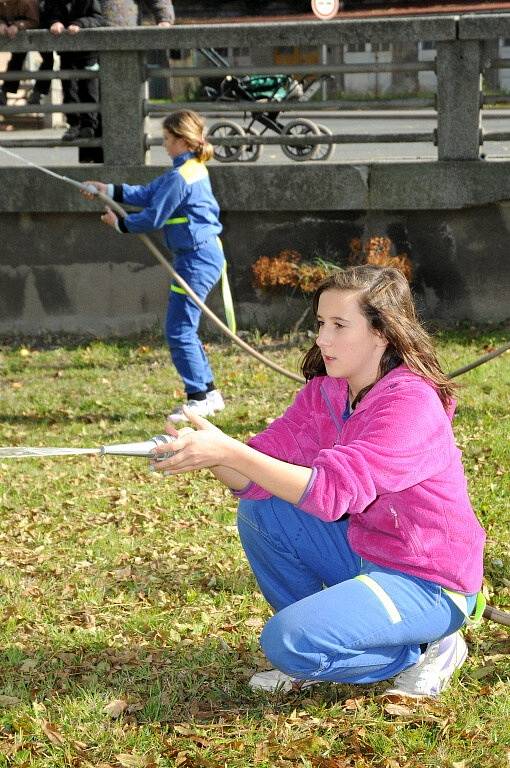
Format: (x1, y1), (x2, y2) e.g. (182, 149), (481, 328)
(0, 412), (130, 426)
(0, 637), (380, 726)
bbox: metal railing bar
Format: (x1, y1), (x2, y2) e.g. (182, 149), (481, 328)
(146, 98), (436, 115)
(146, 62), (436, 78)
(0, 138), (103, 148)
(483, 131), (510, 140)
(147, 132), (434, 147)
(0, 69), (97, 81)
(0, 103), (101, 116)
(491, 59), (510, 69)
(483, 95), (510, 104)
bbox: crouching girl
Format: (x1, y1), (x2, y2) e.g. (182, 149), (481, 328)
(151, 264), (485, 698)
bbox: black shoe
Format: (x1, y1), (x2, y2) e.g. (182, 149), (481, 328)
(0, 89), (7, 107)
(26, 90), (41, 105)
(78, 126), (95, 139)
(62, 126), (80, 142)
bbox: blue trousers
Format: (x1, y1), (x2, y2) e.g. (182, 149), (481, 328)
(237, 497), (475, 684)
(165, 239), (224, 395)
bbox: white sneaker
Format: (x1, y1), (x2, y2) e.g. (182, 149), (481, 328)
(206, 389), (225, 413)
(166, 398), (217, 424)
(384, 631), (468, 698)
(249, 668), (316, 694)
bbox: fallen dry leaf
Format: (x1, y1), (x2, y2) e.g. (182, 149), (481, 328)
(116, 755), (146, 768)
(70, 611), (97, 629)
(41, 719), (66, 745)
(470, 664), (496, 680)
(254, 741), (269, 764)
(245, 617), (265, 629)
(103, 699), (128, 718)
(20, 658), (38, 673)
(0, 695), (22, 707)
(384, 703), (414, 717)
(112, 566), (133, 580)
(343, 697), (364, 711)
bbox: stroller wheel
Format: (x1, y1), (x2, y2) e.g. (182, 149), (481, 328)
(281, 118), (320, 162)
(207, 120), (245, 163)
(240, 129), (262, 162)
(313, 124), (335, 162)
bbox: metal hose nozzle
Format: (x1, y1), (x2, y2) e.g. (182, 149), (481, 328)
(100, 434), (176, 458)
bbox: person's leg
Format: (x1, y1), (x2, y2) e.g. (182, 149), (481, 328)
(260, 563), (471, 685)
(76, 54), (99, 132)
(165, 243), (223, 397)
(165, 289), (214, 395)
(237, 498), (361, 611)
(3, 52), (26, 95)
(59, 53), (79, 134)
(32, 51), (54, 97)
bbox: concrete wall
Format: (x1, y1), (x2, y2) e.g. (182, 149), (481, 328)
(1, 162), (509, 337)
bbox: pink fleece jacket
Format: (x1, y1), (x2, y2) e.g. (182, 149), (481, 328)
(236, 366), (485, 594)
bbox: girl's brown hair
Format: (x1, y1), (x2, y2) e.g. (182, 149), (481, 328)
(301, 264), (455, 409)
(162, 110), (214, 162)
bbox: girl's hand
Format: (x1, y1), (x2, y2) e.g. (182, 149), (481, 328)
(67, 24), (80, 34)
(81, 180), (107, 199)
(151, 407), (235, 474)
(50, 21), (65, 34)
(6, 24), (18, 38)
(165, 422), (194, 440)
(101, 206), (118, 229)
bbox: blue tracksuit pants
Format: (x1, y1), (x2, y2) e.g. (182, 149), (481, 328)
(165, 238), (224, 395)
(237, 497), (475, 684)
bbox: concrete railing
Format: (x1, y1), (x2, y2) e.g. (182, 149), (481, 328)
(0, 12), (510, 163)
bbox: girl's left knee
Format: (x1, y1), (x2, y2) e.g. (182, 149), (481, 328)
(260, 608), (325, 679)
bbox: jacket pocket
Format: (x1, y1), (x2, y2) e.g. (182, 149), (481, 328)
(355, 501), (425, 560)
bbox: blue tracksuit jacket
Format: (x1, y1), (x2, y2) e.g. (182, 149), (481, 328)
(113, 150), (222, 252)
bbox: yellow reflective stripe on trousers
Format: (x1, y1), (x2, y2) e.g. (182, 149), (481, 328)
(221, 260), (237, 334)
(169, 237), (237, 333)
(443, 589), (486, 625)
(216, 237), (237, 334)
(355, 574), (402, 624)
(166, 216), (189, 225)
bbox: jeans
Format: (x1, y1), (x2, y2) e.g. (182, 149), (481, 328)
(164, 238), (224, 394)
(237, 497), (476, 684)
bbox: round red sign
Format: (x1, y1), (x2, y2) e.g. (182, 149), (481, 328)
(311, 0), (340, 20)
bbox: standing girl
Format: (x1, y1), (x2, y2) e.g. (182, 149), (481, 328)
(84, 110), (226, 422)
(151, 265), (486, 698)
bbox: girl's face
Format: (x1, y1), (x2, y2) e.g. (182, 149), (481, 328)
(316, 289), (387, 395)
(163, 129), (191, 158)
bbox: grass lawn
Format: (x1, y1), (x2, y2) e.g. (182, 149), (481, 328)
(0, 329), (508, 768)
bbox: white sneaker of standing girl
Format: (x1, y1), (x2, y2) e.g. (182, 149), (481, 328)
(167, 390), (225, 424)
(384, 631), (468, 698)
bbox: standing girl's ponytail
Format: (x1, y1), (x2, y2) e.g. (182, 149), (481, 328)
(162, 110), (214, 162)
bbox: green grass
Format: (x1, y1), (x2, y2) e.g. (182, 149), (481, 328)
(0, 329), (508, 768)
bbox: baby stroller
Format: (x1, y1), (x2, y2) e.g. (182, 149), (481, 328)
(201, 48), (334, 163)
